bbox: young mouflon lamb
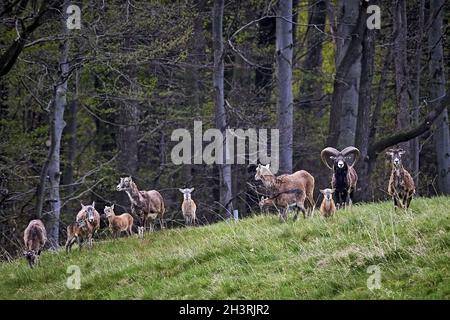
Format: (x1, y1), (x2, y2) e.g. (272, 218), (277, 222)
(259, 188), (306, 221)
(255, 163), (315, 220)
(319, 188), (336, 218)
(65, 219), (88, 252)
(179, 188), (197, 226)
(104, 204), (134, 237)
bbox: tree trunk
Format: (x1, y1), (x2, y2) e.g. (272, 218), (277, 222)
(117, 36), (140, 177)
(63, 67), (79, 195)
(276, 0), (294, 174)
(429, 0), (450, 194)
(231, 53), (251, 216)
(292, 0), (299, 49)
(410, 0), (425, 189)
(255, 17), (275, 100)
(354, 26), (375, 202)
(184, 0), (206, 186)
(393, 0), (410, 166)
(299, 0), (326, 110)
(0, 80), (7, 119)
(63, 2), (82, 195)
(117, 102), (139, 177)
(327, 0), (363, 149)
(365, 48), (391, 199)
(213, 0), (232, 217)
(47, 4), (70, 248)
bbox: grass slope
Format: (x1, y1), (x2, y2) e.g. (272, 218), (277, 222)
(0, 197), (449, 299)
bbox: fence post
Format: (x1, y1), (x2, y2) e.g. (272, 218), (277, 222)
(233, 209), (239, 222)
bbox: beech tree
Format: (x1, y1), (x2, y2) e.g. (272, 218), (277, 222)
(429, 0), (450, 194)
(47, 0), (70, 248)
(276, 0), (294, 174)
(327, 0), (367, 148)
(213, 0), (233, 217)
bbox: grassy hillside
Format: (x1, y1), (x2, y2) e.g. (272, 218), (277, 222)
(0, 197), (449, 299)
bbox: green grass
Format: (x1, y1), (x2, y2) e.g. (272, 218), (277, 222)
(1, 197), (449, 299)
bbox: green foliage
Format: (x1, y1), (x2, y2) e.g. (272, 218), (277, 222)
(321, 39), (335, 94)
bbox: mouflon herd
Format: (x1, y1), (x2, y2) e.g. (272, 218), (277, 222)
(22, 146), (415, 268)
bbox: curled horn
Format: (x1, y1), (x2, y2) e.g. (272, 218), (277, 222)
(341, 146), (360, 167)
(320, 147), (340, 170)
(388, 146), (403, 153)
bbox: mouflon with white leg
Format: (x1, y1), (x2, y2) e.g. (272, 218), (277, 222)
(117, 177), (165, 237)
(386, 148), (415, 210)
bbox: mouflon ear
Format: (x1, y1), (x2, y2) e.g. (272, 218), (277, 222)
(331, 189), (335, 193)
(189, 188), (195, 193)
(179, 189), (184, 193)
(91, 201), (95, 208)
(320, 189), (325, 194)
(111, 204), (114, 210)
